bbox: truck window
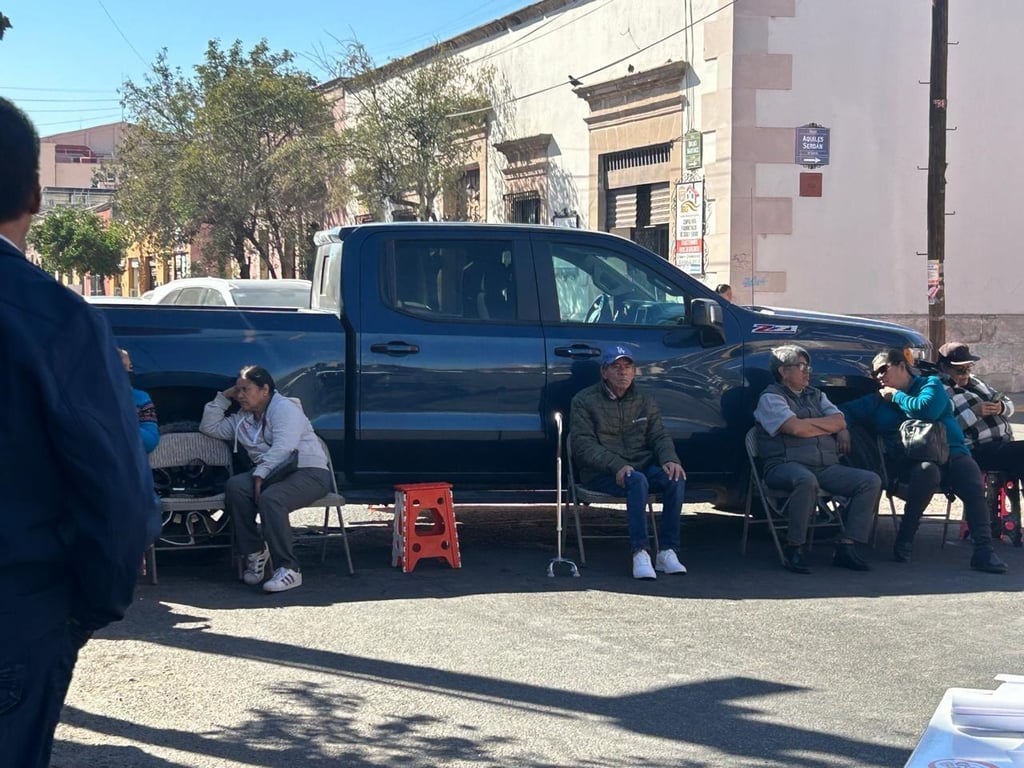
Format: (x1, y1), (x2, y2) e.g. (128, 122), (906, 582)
(380, 239), (517, 322)
(548, 242), (689, 326)
(315, 242), (344, 316)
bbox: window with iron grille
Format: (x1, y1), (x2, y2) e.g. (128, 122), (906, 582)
(602, 144), (671, 173)
(504, 191), (541, 224)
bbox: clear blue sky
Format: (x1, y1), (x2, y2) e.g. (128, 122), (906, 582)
(0, 0), (528, 136)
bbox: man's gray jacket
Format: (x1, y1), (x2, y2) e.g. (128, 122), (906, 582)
(570, 381), (679, 486)
(755, 382), (841, 472)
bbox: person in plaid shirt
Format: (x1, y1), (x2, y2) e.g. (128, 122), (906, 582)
(937, 342), (1021, 475)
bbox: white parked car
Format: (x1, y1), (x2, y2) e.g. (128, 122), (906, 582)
(149, 277), (312, 309)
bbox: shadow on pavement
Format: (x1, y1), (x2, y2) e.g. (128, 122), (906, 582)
(57, 622), (907, 768)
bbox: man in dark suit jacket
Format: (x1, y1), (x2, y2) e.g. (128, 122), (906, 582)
(0, 97), (158, 767)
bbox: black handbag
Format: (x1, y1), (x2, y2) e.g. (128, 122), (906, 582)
(899, 419), (949, 465)
(261, 449), (299, 487)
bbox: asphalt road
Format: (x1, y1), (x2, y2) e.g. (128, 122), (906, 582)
(51, 488), (1024, 768)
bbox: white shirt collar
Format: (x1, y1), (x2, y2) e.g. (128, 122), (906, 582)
(0, 234), (22, 254)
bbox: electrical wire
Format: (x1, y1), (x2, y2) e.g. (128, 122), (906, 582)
(0, 96), (120, 103)
(96, 0), (150, 67)
(463, 0), (618, 68)
(373, 0), (519, 60)
(0, 85), (117, 93)
(445, 0), (738, 118)
(34, 111), (124, 130)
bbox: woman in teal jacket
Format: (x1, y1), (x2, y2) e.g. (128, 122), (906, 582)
(840, 349), (1006, 573)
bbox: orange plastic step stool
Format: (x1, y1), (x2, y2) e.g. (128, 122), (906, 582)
(391, 482), (462, 573)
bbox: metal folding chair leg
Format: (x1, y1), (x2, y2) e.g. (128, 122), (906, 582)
(320, 503), (354, 575)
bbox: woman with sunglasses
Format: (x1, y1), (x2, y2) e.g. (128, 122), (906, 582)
(840, 348), (1007, 573)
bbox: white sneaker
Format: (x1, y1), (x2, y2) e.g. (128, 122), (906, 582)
(263, 567), (302, 593)
(656, 549), (687, 574)
(242, 545), (271, 585)
(632, 550), (657, 579)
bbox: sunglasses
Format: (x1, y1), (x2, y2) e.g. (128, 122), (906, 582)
(783, 363), (812, 373)
(873, 363), (893, 377)
(949, 364), (974, 374)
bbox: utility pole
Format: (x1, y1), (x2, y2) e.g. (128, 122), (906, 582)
(926, 0), (948, 351)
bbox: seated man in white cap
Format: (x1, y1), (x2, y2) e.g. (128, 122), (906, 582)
(570, 345), (687, 579)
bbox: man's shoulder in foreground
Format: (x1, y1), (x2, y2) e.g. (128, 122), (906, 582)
(0, 242), (93, 329)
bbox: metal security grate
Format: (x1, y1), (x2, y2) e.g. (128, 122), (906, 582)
(505, 191), (541, 224)
(603, 144), (671, 173)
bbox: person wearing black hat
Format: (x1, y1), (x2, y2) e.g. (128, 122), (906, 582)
(840, 348), (1007, 573)
(937, 342), (1023, 512)
(570, 345), (688, 579)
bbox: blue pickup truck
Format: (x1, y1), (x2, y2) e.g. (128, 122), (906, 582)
(100, 222), (927, 505)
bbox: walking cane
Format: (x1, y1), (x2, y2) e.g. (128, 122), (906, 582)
(548, 411), (579, 577)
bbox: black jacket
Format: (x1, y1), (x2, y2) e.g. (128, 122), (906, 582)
(0, 238), (158, 645)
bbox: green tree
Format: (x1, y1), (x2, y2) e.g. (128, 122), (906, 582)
(118, 41), (345, 279)
(28, 208), (127, 279)
(338, 42), (491, 221)
(0, 13), (11, 41)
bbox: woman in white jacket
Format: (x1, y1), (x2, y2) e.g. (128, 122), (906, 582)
(200, 365), (331, 593)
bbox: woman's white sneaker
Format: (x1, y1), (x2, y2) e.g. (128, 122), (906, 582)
(655, 549), (687, 574)
(242, 545), (271, 585)
(263, 567), (302, 593)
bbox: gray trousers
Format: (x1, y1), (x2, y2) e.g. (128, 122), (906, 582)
(226, 467), (332, 571)
(764, 462), (881, 546)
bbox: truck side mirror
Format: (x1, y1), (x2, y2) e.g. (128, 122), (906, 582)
(691, 298), (725, 346)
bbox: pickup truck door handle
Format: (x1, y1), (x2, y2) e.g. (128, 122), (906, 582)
(370, 341), (420, 356)
(554, 344), (601, 359)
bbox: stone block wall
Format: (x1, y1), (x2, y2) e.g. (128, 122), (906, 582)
(873, 314), (1024, 393)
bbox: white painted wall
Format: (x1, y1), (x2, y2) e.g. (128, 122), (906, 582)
(753, 0), (1024, 318)
(944, 0), (1024, 315)
(438, 0), (722, 227)
(753, 0), (931, 315)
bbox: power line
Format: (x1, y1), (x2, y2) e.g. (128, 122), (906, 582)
(445, 0), (738, 118)
(27, 105), (126, 114)
(465, 0), (618, 68)
(0, 85), (118, 94)
(95, 0), (150, 68)
(373, 0), (519, 60)
(34, 111), (124, 130)
(2, 97), (121, 104)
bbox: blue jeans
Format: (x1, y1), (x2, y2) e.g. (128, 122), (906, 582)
(586, 464), (685, 551)
(0, 620), (89, 768)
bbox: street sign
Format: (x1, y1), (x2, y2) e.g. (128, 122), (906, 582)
(795, 124), (830, 166)
(673, 181), (704, 275)
(684, 129), (703, 170)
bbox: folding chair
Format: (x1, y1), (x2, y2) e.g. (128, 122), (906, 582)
(291, 436), (354, 575)
(741, 427), (845, 565)
(565, 432), (659, 565)
(877, 436), (957, 547)
(147, 431), (234, 585)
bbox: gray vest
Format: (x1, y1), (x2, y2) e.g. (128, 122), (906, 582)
(757, 383), (840, 471)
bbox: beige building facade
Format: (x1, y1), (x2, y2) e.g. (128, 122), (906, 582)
(329, 0), (1024, 388)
